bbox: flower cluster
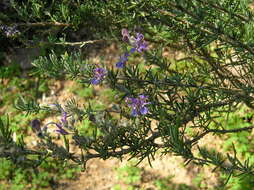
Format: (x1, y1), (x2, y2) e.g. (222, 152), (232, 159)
(116, 28), (148, 68)
(31, 107), (70, 136)
(0, 25), (19, 37)
(125, 94), (150, 117)
(116, 52), (130, 68)
(91, 67), (107, 85)
(89, 29), (150, 117)
(122, 29), (148, 53)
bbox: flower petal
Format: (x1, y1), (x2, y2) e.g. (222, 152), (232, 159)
(116, 61), (125, 68)
(31, 119), (41, 133)
(55, 128), (69, 135)
(131, 108), (138, 117)
(61, 111), (68, 124)
(140, 106), (148, 115)
(91, 78), (100, 85)
(130, 48), (136, 54)
(136, 33), (144, 41)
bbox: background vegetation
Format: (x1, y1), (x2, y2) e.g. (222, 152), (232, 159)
(1, 0), (254, 189)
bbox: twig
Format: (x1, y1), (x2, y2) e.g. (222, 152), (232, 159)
(187, 126), (254, 145)
(84, 131), (160, 160)
(17, 22), (71, 27)
(54, 39), (105, 47)
(159, 4), (254, 56)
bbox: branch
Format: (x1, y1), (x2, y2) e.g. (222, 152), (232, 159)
(84, 131), (160, 160)
(17, 22), (71, 27)
(54, 39), (106, 47)
(159, 3), (254, 56)
(187, 125), (254, 145)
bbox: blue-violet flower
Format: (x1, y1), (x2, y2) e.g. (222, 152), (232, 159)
(43, 111), (69, 135)
(55, 123), (69, 135)
(116, 52), (130, 68)
(91, 67), (107, 85)
(31, 119), (42, 136)
(130, 32), (148, 53)
(125, 94), (150, 117)
(121, 28), (148, 53)
(0, 25), (19, 37)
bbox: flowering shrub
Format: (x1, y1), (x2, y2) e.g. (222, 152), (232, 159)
(2, 0), (254, 188)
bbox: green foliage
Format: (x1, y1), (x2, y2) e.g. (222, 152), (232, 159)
(0, 116), (12, 144)
(192, 173), (206, 189)
(221, 173), (254, 190)
(154, 177), (173, 190)
(0, 76), (49, 109)
(69, 83), (94, 99)
(155, 177), (194, 190)
(216, 106), (254, 190)
(115, 161), (142, 190)
(0, 73), (83, 189)
(222, 106), (254, 157)
(0, 158), (81, 190)
(3, 0), (254, 189)
(77, 119), (94, 137)
(117, 163), (141, 185)
(0, 63), (21, 78)
(101, 88), (118, 103)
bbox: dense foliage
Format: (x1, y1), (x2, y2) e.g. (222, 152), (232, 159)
(2, 0), (254, 189)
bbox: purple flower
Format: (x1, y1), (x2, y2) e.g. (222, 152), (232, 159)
(61, 111), (68, 124)
(121, 29), (148, 54)
(116, 52), (130, 68)
(55, 123), (69, 135)
(0, 25), (19, 37)
(125, 94), (150, 117)
(31, 119), (42, 136)
(42, 110), (70, 135)
(130, 32), (148, 53)
(136, 40), (148, 53)
(55, 111), (70, 135)
(30, 119), (49, 137)
(43, 121), (69, 135)
(91, 67), (107, 85)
